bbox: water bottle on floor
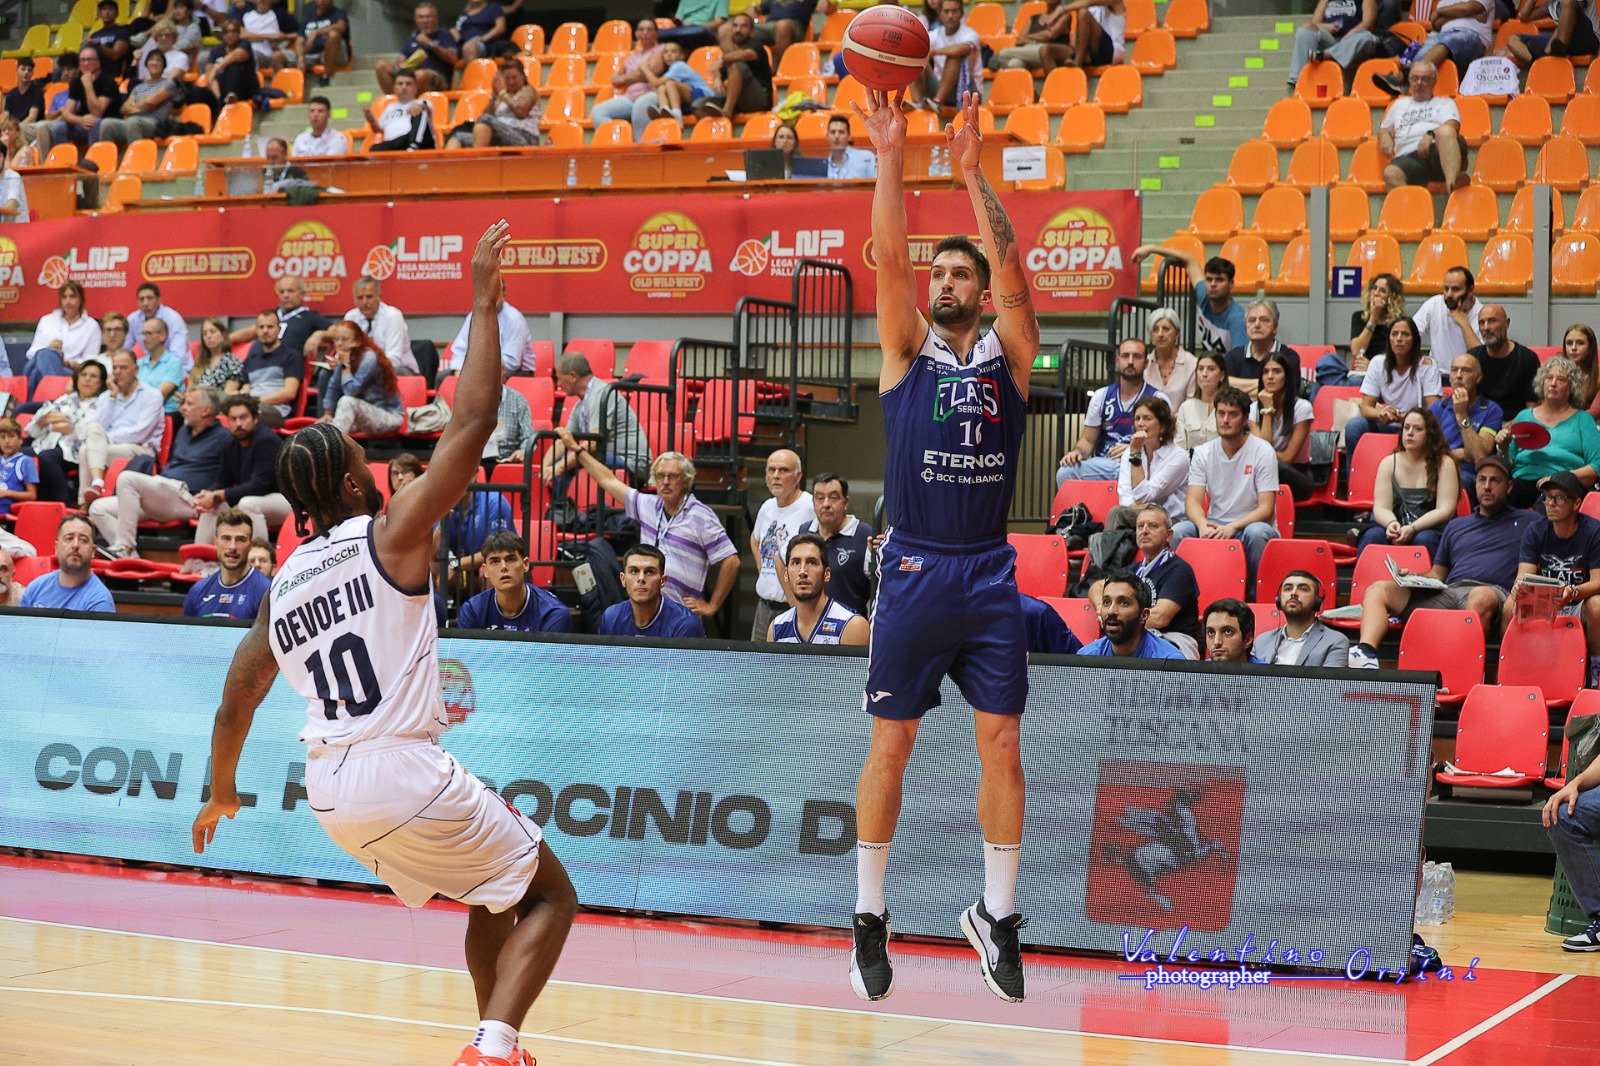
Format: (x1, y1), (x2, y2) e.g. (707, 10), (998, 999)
(1438, 862), (1455, 922)
(1415, 862), (1439, 925)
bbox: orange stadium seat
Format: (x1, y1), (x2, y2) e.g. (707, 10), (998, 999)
(539, 88), (587, 129)
(270, 67), (303, 106)
(1262, 97), (1312, 147)
(688, 46), (721, 83)
(512, 24), (544, 54)
(548, 22), (589, 56)
(986, 68), (1035, 114)
(1320, 96), (1373, 147)
(1223, 138), (1278, 193)
(1493, 18), (1543, 54)
(1093, 66), (1142, 112)
(1454, 93), (1491, 147)
(1175, 538), (1246, 603)
(1432, 59), (1459, 97)
(1164, 0), (1209, 37)
(545, 121), (583, 148)
(793, 112), (829, 144)
(43, 142), (77, 166)
(1294, 60), (1344, 107)
(1434, 685), (1549, 792)
(157, 137), (197, 175)
(1501, 617), (1586, 708)
(639, 116), (682, 144)
(592, 19), (631, 54)
(452, 91), (491, 126)
(1499, 93), (1552, 146)
(1053, 102), (1105, 152)
(740, 112), (782, 141)
(1573, 186), (1600, 232)
(1398, 609), (1485, 706)
(1406, 233), (1467, 292)
(950, 105), (997, 136)
(101, 173), (140, 213)
(1244, 186), (1305, 242)
(1473, 136), (1528, 191)
(1255, 539), (1337, 608)
(1561, 92), (1600, 145)
(1527, 55), (1577, 103)
(1265, 234), (1322, 295)
(1131, 28), (1176, 74)
(817, 10), (855, 47)
(1284, 136), (1339, 189)
(1040, 66), (1089, 111)
(1010, 0), (1048, 32)
(1219, 234), (1271, 290)
(117, 138), (156, 174)
(1377, 184), (1434, 241)
(1343, 140), (1388, 191)
(1329, 184), (1371, 241)
(831, 75), (866, 115)
(1008, 533), (1068, 598)
(1185, 186), (1243, 241)
(1440, 184), (1498, 240)
(177, 102), (211, 135)
(1354, 58), (1401, 107)
(543, 55), (585, 90)
(689, 116), (733, 143)
(1550, 232), (1600, 294)
(773, 42), (819, 86)
(1142, 233), (1204, 293)
(966, 2), (1009, 38)
(588, 57), (627, 94)
(1003, 104), (1050, 145)
(1125, 0), (1158, 36)
(1477, 232), (1535, 295)
(1345, 239), (1401, 295)
(83, 140), (117, 174)
(1534, 135), (1589, 191)
(457, 58), (495, 93)
(1503, 184), (1565, 235)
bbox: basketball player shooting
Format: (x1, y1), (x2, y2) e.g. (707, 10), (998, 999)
(846, 89), (1040, 1003)
(191, 221), (577, 1066)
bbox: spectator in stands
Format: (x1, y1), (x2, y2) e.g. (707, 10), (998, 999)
(22, 281), (102, 395)
(444, 484), (514, 576)
(1496, 356), (1600, 509)
(88, 386), (228, 557)
(1379, 4), (1493, 95)
(1505, 470), (1600, 655)
(1350, 456), (1534, 667)
(94, 313), (126, 371)
(1378, 61), (1468, 189)
(0, 417), (38, 516)
(135, 319), (184, 416)
(1256, 571), (1351, 666)
(659, 0), (730, 51)
(239, 311), (301, 429)
(18, 54), (72, 157)
(19, 514), (113, 612)
(544, 351), (650, 489)
(35, 46), (121, 157)
(166, 0), (207, 64)
(738, 0), (825, 70)
(1561, 323), (1600, 417)
(260, 137), (309, 191)
(1058, 337), (1159, 484)
(695, 13), (773, 119)
(199, 20), (259, 111)
(0, 117), (27, 218)
(1175, 351), (1228, 452)
(598, 542), (707, 637)
(1021, 591), (1082, 653)
(1357, 407), (1460, 553)
(1108, 397), (1189, 526)
(297, 0), (348, 77)
(240, 0), (299, 76)
(185, 318), (245, 404)
(1225, 299), (1299, 396)
(0, 548), (19, 605)
(912, 0), (982, 112)
(1173, 386), (1279, 593)
(748, 449), (816, 639)
(378, 4), (457, 96)
(798, 472), (875, 615)
(1288, 0), (1380, 92)
(561, 435), (741, 618)
(1080, 570), (1188, 659)
(1062, 0), (1128, 69)
(767, 532), (870, 645)
(1132, 248), (1247, 358)
(86, 2), (132, 80)
(1203, 597), (1264, 663)
(1143, 307), (1197, 413)
(1434, 352), (1502, 502)
(366, 70), (436, 151)
(455, 0), (508, 63)
(1507, 0), (1600, 66)
(1466, 302), (1539, 415)
(230, 276), (328, 364)
(1544, 725), (1600, 950)
(820, 115), (875, 179)
(4, 57), (44, 124)
(133, 21), (190, 83)
(95, 49), (176, 154)
(247, 538), (275, 577)
(388, 452), (423, 497)
(591, 20), (666, 138)
(183, 509), (270, 618)
(327, 277), (414, 374)
(480, 382), (537, 475)
(1345, 317), (1443, 458)
(1128, 503), (1202, 657)
(768, 123), (809, 177)
(457, 57), (541, 148)
(193, 393), (287, 543)
(443, 275), (533, 379)
(992, 0), (1072, 71)
(126, 282), (190, 367)
(78, 350), (163, 506)
(1249, 351), (1315, 500)
(291, 96), (349, 156)
(642, 41), (714, 130)
(315, 322), (404, 438)
(1327, 271), (1404, 386)
(456, 530), (573, 633)
(23, 360), (107, 504)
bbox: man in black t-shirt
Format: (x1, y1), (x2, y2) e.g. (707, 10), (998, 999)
(239, 311), (303, 429)
(2, 58), (44, 123)
(694, 12), (772, 117)
(1506, 471), (1600, 676)
(297, 0), (349, 76)
(1131, 504), (1202, 658)
(1466, 303), (1540, 416)
(86, 0), (132, 80)
(40, 47), (122, 155)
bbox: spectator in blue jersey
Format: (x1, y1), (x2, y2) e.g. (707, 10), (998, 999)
(456, 530), (573, 634)
(1432, 352), (1501, 506)
(767, 532), (869, 645)
(20, 513), (114, 612)
(598, 543), (706, 638)
(0, 417), (39, 516)
(445, 486), (513, 576)
(1129, 247), (1247, 358)
(1203, 598), (1264, 663)
(183, 509), (270, 619)
(798, 472), (875, 615)
(1020, 592), (1082, 654)
(1080, 571), (1186, 659)
(1058, 337), (1159, 485)
(1504, 472), (1600, 682)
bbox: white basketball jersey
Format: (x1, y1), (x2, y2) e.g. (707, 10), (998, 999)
(269, 514), (448, 749)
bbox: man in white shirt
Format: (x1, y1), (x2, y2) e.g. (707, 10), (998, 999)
(1378, 61), (1467, 189)
(749, 448), (816, 640)
(366, 69), (436, 151)
(1413, 265), (1484, 365)
(240, 0), (299, 75)
(331, 277), (415, 374)
(1170, 386), (1279, 595)
(290, 95), (350, 157)
(124, 283), (191, 370)
(824, 116), (876, 180)
(444, 276), (533, 379)
(914, 0), (982, 112)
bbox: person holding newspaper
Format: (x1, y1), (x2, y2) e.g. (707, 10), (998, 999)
(1502, 471), (1600, 685)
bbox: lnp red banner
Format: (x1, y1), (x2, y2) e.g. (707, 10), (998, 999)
(0, 189), (1138, 320)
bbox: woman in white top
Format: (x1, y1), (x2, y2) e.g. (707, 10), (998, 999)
(1144, 306), (1198, 414)
(1356, 407), (1457, 556)
(1345, 316), (1442, 462)
(1072, 0), (1127, 65)
(1175, 351), (1227, 452)
(1248, 352), (1315, 500)
(1108, 395), (1190, 528)
(0, 116), (29, 225)
(22, 359), (107, 503)
(22, 280), (103, 397)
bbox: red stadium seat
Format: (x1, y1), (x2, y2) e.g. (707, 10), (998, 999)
(12, 501), (66, 555)
(1499, 616), (1586, 709)
(1434, 685), (1548, 792)
(1008, 533), (1069, 598)
(1324, 543), (1433, 630)
(1050, 478), (1118, 524)
(1327, 431), (1394, 512)
(506, 376), (556, 422)
(1248, 603), (1285, 635)
(1397, 609), (1485, 706)
(623, 340), (675, 382)
(1045, 596), (1102, 645)
(563, 338), (617, 379)
(1254, 538), (1336, 605)
(1547, 694), (1600, 788)
(14, 553), (54, 586)
(30, 375), (71, 403)
(1174, 537), (1246, 604)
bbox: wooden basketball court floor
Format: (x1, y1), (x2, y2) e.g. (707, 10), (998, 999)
(2, 854), (1598, 1065)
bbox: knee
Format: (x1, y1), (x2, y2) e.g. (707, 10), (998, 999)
(1382, 165), (1405, 188)
(866, 730), (916, 774)
(1584, 596), (1600, 625)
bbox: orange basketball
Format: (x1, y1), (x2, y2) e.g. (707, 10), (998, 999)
(841, 6), (931, 93)
(39, 256), (70, 289)
(361, 245), (396, 281)
(731, 238), (769, 277)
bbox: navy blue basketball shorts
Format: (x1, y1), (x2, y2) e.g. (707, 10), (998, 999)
(863, 532), (1029, 720)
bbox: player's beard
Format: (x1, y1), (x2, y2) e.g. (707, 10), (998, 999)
(929, 296), (978, 328)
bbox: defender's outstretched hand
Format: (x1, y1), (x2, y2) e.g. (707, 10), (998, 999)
(850, 88), (908, 153)
(947, 90), (983, 174)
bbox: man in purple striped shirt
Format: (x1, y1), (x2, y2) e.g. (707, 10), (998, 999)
(557, 430), (741, 620)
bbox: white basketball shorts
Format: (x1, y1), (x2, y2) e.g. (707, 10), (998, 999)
(307, 737), (542, 913)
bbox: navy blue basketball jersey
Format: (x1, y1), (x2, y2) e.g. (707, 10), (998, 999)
(772, 597), (860, 644)
(881, 328), (1025, 545)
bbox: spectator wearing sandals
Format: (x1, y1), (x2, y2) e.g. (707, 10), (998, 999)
(1495, 355), (1600, 510)
(1058, 337), (1159, 484)
(1109, 396), (1190, 527)
(1506, 0), (1600, 67)
(1175, 351), (1228, 453)
(193, 393), (288, 544)
(1344, 317), (1443, 460)
(591, 20), (667, 138)
(1248, 352), (1315, 501)
(22, 281), (102, 396)
(1323, 272), (1404, 387)
(1356, 407), (1460, 555)
(693, 12), (773, 119)
(19, 514), (113, 612)
(315, 322), (404, 439)
(23, 360), (107, 504)
(1287, 0), (1380, 93)
(1432, 352), (1502, 502)
(991, 0), (1072, 71)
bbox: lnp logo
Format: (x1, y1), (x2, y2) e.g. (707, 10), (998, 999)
(362, 235), (464, 283)
(1086, 759), (1245, 932)
(898, 556), (923, 572)
(40, 245), (130, 289)
(933, 375), (1000, 422)
(623, 211), (712, 297)
(729, 229), (844, 278)
(269, 220), (347, 300)
(1026, 207), (1124, 302)
(439, 658), (476, 725)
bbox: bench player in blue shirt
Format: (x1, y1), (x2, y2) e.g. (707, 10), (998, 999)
(847, 89), (1041, 1005)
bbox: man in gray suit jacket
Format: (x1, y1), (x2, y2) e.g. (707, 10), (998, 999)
(1253, 570), (1351, 668)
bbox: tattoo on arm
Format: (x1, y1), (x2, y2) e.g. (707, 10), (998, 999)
(976, 171), (1017, 262)
(999, 290), (1028, 309)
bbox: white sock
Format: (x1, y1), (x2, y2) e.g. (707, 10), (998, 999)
(983, 841), (1021, 919)
(855, 840), (891, 915)
(668, 107), (682, 119)
(473, 1020), (518, 1060)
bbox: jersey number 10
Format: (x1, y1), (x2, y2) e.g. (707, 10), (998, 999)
(305, 633), (384, 719)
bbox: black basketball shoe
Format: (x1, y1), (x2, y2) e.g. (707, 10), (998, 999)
(961, 899), (1027, 1002)
(850, 911), (895, 1001)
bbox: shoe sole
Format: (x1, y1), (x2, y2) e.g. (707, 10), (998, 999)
(959, 907), (1024, 1003)
(1561, 940), (1600, 952)
(848, 922), (894, 1001)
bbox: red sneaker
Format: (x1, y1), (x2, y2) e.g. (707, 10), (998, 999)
(452, 1047), (519, 1066)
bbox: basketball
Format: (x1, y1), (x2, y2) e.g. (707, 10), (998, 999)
(840, 6), (931, 93)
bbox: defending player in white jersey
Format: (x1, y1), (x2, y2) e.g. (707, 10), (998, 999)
(192, 222), (575, 1066)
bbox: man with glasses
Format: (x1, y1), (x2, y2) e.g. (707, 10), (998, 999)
(1377, 60), (1468, 190)
(1504, 471), (1600, 684)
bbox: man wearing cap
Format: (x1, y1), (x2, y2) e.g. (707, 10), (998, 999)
(1504, 471), (1600, 684)
(1350, 455), (1537, 667)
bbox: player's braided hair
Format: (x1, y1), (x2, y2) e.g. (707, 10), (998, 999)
(276, 422), (350, 538)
